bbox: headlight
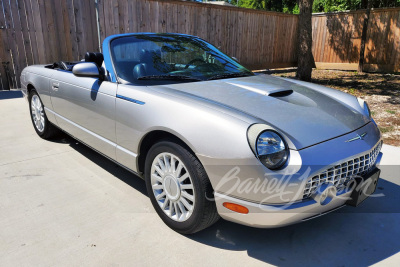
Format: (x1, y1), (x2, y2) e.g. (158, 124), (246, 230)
(357, 98), (371, 118)
(255, 130), (288, 169)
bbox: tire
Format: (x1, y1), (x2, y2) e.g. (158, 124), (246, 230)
(145, 140), (219, 234)
(28, 90), (60, 139)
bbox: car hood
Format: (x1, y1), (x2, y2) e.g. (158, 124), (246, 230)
(155, 74), (370, 149)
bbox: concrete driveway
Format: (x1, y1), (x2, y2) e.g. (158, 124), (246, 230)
(1, 91), (399, 267)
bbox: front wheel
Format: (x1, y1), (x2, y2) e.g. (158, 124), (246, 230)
(29, 90), (59, 139)
(145, 140), (219, 234)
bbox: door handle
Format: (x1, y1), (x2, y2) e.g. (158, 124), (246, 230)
(52, 82), (59, 91)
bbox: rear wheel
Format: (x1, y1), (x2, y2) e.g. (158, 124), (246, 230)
(29, 90), (59, 139)
(145, 140), (219, 234)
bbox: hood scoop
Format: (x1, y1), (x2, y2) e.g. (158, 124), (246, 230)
(155, 74), (370, 149)
(226, 82), (293, 97)
(268, 89), (293, 97)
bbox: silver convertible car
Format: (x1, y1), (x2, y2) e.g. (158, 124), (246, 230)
(21, 33), (383, 234)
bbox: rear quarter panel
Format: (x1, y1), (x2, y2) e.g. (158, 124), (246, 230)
(22, 65), (57, 124)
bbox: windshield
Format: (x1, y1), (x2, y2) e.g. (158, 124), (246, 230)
(110, 34), (254, 84)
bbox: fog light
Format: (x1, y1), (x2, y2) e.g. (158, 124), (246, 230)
(312, 182), (337, 206)
(223, 202), (249, 214)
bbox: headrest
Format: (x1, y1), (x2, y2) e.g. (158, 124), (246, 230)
(93, 52), (104, 67)
(85, 52), (104, 67)
(140, 49), (150, 63)
(140, 49), (161, 64)
(85, 52), (96, 63)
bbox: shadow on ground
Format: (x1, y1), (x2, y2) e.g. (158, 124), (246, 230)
(187, 177), (400, 266)
(56, 134), (147, 196)
(311, 73), (400, 105)
(58, 133), (400, 266)
(0, 90), (23, 100)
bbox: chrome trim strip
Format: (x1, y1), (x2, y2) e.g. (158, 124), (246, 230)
(301, 205), (345, 222)
(116, 144), (138, 157)
(45, 107), (139, 158)
(116, 94), (145, 105)
(45, 107), (116, 146)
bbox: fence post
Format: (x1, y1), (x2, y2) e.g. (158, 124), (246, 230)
(358, 2), (372, 72)
(95, 0), (102, 52)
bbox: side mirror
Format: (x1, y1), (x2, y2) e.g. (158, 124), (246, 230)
(72, 62), (101, 78)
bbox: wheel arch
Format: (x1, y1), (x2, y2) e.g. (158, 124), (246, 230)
(27, 83), (36, 95)
(137, 130), (198, 174)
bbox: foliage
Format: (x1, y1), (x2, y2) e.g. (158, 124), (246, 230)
(224, 0), (400, 13)
(229, 0), (298, 13)
(313, 0), (361, 13)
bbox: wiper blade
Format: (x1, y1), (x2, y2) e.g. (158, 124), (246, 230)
(137, 75), (202, 81)
(207, 72), (251, 80)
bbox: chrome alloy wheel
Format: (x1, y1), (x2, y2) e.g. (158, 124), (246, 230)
(150, 152), (195, 222)
(31, 95), (45, 132)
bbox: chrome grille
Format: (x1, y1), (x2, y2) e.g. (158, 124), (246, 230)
(303, 141), (382, 199)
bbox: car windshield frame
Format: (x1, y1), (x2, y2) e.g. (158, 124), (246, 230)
(109, 34), (254, 85)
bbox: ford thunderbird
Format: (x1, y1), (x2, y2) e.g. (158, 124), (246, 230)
(21, 33), (383, 234)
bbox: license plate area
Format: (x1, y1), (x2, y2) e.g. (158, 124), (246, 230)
(346, 168), (380, 207)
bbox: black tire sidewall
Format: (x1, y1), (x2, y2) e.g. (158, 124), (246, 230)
(144, 140), (211, 234)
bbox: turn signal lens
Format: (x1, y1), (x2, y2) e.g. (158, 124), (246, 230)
(223, 202), (249, 214)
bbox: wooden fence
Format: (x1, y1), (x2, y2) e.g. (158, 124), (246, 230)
(0, 0), (98, 90)
(312, 7), (400, 72)
(0, 1), (399, 90)
(0, 0), (298, 90)
(97, 0), (298, 71)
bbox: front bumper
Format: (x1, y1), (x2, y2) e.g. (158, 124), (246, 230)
(214, 191), (349, 228)
(214, 153), (382, 228)
(201, 122), (382, 206)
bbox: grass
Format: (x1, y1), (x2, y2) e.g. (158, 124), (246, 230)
(348, 88), (356, 95)
(379, 126), (395, 133)
(386, 110), (396, 114)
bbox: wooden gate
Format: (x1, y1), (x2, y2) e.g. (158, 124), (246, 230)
(312, 7), (400, 72)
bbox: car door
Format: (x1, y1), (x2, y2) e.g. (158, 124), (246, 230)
(49, 69), (117, 160)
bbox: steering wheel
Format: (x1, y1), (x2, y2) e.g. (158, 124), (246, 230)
(184, 58), (206, 69)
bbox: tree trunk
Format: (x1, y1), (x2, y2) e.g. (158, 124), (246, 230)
(296, 0), (314, 81)
(361, 0), (368, 9)
(358, 0), (372, 73)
